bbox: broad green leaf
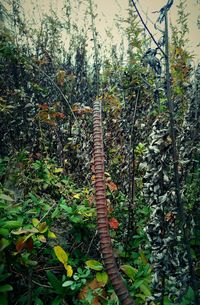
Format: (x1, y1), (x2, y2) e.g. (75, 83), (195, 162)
(0, 238), (10, 251)
(134, 279), (144, 289)
(46, 271), (63, 294)
(135, 293), (146, 301)
(0, 272), (11, 282)
(34, 297), (44, 305)
(60, 205), (72, 214)
(86, 260), (103, 271)
(0, 293), (8, 305)
(0, 194), (14, 202)
(54, 246), (68, 265)
(52, 206), (60, 218)
(140, 284), (151, 297)
(96, 272), (108, 285)
(0, 284), (13, 292)
(163, 297), (172, 305)
(51, 296), (63, 305)
(70, 216), (81, 223)
(120, 265), (138, 280)
(3, 220), (22, 229)
(0, 229), (9, 237)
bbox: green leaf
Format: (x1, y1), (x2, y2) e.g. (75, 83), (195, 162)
(62, 280), (73, 287)
(46, 271), (63, 294)
(164, 296), (171, 305)
(86, 260), (103, 271)
(140, 284), (151, 297)
(52, 206), (60, 218)
(0, 238), (10, 251)
(51, 296), (63, 305)
(0, 273), (11, 282)
(3, 220), (22, 229)
(0, 229), (9, 237)
(34, 297), (44, 305)
(134, 279), (144, 289)
(0, 284), (13, 292)
(0, 293), (8, 305)
(60, 205), (72, 214)
(0, 194), (14, 202)
(96, 272), (108, 285)
(120, 265), (138, 281)
(70, 216), (81, 223)
(135, 293), (146, 301)
(32, 218), (40, 227)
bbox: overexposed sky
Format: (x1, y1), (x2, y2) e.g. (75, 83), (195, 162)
(8, 0), (200, 63)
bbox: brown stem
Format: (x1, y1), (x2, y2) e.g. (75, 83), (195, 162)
(93, 99), (134, 305)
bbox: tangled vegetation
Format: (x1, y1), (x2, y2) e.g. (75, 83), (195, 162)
(0, 0), (199, 304)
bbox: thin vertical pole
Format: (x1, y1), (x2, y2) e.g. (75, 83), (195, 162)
(164, 11), (198, 305)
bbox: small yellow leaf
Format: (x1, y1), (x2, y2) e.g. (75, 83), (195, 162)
(37, 235), (46, 243)
(73, 194), (81, 199)
(54, 245), (68, 265)
(54, 168), (64, 173)
(32, 218), (39, 227)
(48, 231), (57, 238)
(65, 264), (73, 277)
(38, 222), (48, 233)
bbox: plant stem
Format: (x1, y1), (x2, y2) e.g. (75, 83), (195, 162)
(164, 11), (199, 305)
(130, 0), (166, 58)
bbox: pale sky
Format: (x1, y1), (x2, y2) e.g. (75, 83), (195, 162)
(6, 0), (200, 63)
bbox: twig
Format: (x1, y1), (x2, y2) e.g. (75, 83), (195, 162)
(32, 280), (51, 288)
(31, 62), (78, 122)
(86, 230), (98, 255)
(126, 87), (140, 252)
(130, 0), (166, 58)
(39, 201), (57, 223)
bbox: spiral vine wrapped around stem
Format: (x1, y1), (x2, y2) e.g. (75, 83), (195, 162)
(93, 99), (134, 305)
